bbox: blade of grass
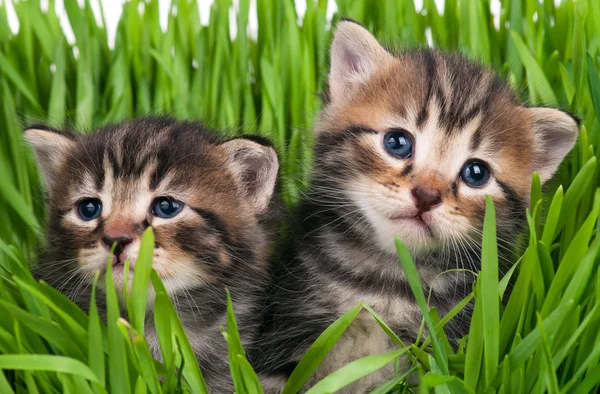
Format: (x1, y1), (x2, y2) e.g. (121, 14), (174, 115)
(395, 238), (449, 374)
(0, 53), (43, 111)
(105, 249), (131, 394)
(305, 348), (410, 394)
(480, 195), (500, 388)
(150, 270), (208, 394)
(130, 228), (154, 336)
(282, 303), (363, 394)
(0, 355), (100, 384)
(88, 273), (105, 388)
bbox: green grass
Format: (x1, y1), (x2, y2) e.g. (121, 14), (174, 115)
(1, 0), (600, 392)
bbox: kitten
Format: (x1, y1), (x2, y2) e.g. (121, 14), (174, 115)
(258, 20), (579, 392)
(25, 117), (282, 392)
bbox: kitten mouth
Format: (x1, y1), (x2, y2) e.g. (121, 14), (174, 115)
(389, 214), (434, 235)
(110, 254), (134, 270)
(410, 215), (429, 228)
(390, 213), (426, 224)
(111, 254), (123, 266)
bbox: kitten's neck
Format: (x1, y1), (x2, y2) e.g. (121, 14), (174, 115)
(293, 198), (476, 341)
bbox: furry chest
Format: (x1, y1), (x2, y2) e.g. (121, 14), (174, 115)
(331, 284), (422, 331)
(306, 312), (400, 393)
(300, 284), (422, 391)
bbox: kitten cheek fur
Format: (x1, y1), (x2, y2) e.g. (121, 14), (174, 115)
(25, 117), (283, 392)
(259, 20), (579, 392)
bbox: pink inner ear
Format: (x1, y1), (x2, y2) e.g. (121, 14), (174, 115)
(345, 51), (363, 74)
(544, 127), (573, 150)
(240, 155), (262, 195)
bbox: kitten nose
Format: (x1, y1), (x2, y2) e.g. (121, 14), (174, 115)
(102, 235), (133, 255)
(411, 187), (442, 213)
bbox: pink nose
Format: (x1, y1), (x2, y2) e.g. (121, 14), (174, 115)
(411, 187), (442, 213)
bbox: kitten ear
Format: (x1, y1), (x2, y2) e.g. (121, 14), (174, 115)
(329, 20), (394, 105)
(24, 127), (76, 191)
(529, 108), (579, 183)
(222, 138), (279, 214)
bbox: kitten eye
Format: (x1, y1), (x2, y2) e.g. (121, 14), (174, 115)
(78, 198), (102, 221)
(152, 197), (183, 219)
(383, 129), (413, 159)
(460, 161), (491, 188)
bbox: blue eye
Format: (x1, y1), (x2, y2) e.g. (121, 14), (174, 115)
(384, 130), (413, 158)
(78, 199), (102, 221)
(152, 197), (183, 219)
(460, 161), (491, 187)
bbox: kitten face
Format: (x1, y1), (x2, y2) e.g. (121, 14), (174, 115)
(315, 21), (579, 256)
(26, 118), (279, 298)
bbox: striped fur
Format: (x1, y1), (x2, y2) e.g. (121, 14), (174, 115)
(25, 117), (283, 392)
(257, 21), (579, 392)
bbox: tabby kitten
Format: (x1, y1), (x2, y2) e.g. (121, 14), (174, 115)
(25, 117), (281, 392)
(259, 21), (579, 392)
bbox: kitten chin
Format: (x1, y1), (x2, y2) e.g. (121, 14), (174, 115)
(256, 20), (579, 392)
(25, 116), (283, 392)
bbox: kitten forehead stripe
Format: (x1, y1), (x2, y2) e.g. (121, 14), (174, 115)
(469, 126), (483, 151)
(416, 51), (436, 128)
(107, 146), (120, 176)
